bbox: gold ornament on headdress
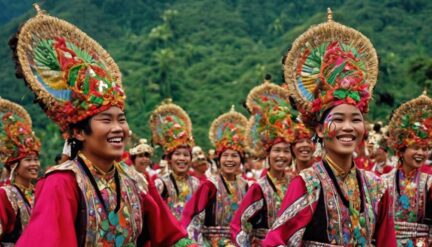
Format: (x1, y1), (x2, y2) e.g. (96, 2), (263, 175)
(284, 8), (378, 127)
(245, 76), (295, 157)
(0, 98), (41, 165)
(149, 99), (194, 154)
(388, 92), (432, 152)
(14, 4), (124, 134)
(209, 105), (248, 155)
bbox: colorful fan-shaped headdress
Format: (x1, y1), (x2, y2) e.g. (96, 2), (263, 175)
(149, 99), (194, 154)
(12, 4), (125, 135)
(0, 98), (41, 166)
(388, 91), (432, 153)
(209, 105), (248, 156)
(284, 8), (378, 127)
(245, 77), (295, 158)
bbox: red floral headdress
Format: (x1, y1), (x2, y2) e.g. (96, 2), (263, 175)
(245, 77), (295, 158)
(294, 122), (314, 141)
(0, 98), (41, 166)
(283, 9), (378, 127)
(388, 92), (432, 153)
(13, 5), (125, 135)
(209, 106), (248, 156)
(149, 99), (194, 154)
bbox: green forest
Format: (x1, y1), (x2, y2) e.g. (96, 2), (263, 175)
(0, 0), (431, 168)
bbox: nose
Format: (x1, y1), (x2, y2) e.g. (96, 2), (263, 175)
(341, 120), (354, 132)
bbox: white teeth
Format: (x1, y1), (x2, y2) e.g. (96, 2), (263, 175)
(339, 137), (354, 142)
(108, 137), (123, 143)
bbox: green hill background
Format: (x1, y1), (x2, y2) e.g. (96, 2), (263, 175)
(1, 0), (431, 168)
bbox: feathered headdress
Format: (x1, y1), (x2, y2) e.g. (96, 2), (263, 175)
(0, 98), (41, 166)
(284, 8), (378, 127)
(12, 4), (125, 135)
(209, 106), (248, 156)
(245, 77), (295, 158)
(388, 92), (432, 153)
(149, 99), (194, 154)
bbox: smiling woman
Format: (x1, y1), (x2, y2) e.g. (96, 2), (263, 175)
(383, 92), (432, 246)
(181, 105), (249, 246)
(262, 9), (396, 247)
(10, 5), (197, 247)
(0, 98), (41, 245)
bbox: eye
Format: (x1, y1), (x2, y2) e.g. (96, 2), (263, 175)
(333, 118), (343, 123)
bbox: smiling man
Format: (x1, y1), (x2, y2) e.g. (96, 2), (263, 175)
(11, 5), (196, 247)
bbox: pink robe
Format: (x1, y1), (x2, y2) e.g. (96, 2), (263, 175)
(16, 163), (188, 246)
(263, 161), (397, 247)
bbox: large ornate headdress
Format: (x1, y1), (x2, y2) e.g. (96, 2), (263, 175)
(209, 105), (248, 156)
(11, 4), (125, 135)
(284, 8), (378, 127)
(149, 99), (194, 154)
(388, 92), (432, 153)
(245, 77), (295, 158)
(0, 98), (41, 166)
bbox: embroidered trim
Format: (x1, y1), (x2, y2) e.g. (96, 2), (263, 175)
(236, 198), (264, 246)
(287, 228), (306, 247)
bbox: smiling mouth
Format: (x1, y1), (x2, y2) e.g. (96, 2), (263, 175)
(107, 137), (124, 146)
(223, 163), (236, 168)
(27, 168), (39, 174)
(413, 156), (425, 163)
(298, 149), (311, 155)
(336, 135), (356, 145)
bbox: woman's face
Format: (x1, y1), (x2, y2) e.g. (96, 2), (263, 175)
(134, 153), (152, 173)
(220, 149), (241, 177)
(316, 104), (365, 155)
(269, 142), (292, 173)
(169, 147), (192, 176)
(77, 106), (130, 162)
(292, 139), (315, 163)
(16, 154), (40, 181)
(402, 144), (429, 170)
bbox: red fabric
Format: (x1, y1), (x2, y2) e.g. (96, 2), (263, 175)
(16, 172), (80, 246)
(262, 176), (317, 246)
(230, 183), (264, 246)
(262, 176), (397, 246)
(0, 187), (17, 241)
(373, 190), (397, 247)
(189, 170), (207, 181)
(181, 180), (217, 229)
(374, 165), (393, 176)
(16, 171), (187, 247)
(355, 156), (374, 171)
(420, 164), (432, 174)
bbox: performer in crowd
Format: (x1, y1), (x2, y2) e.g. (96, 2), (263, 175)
(383, 92), (432, 246)
(263, 9), (396, 246)
(190, 146), (210, 181)
(129, 138), (158, 178)
(10, 5), (196, 246)
(150, 100), (200, 221)
(0, 98), (41, 245)
(182, 106), (249, 246)
(291, 122), (316, 172)
(230, 78), (298, 246)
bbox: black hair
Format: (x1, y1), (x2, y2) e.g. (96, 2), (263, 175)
(68, 117), (93, 159)
(55, 154), (62, 163)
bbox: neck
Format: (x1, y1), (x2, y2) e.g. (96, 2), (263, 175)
(222, 172), (236, 181)
(295, 160), (310, 172)
(326, 150), (352, 173)
(81, 150), (114, 173)
(401, 162), (417, 176)
(173, 171), (188, 179)
(269, 168), (284, 180)
(14, 175), (31, 188)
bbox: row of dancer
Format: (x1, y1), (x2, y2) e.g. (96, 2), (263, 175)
(0, 5), (431, 247)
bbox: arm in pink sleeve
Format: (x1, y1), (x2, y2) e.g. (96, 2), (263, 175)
(16, 172), (79, 247)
